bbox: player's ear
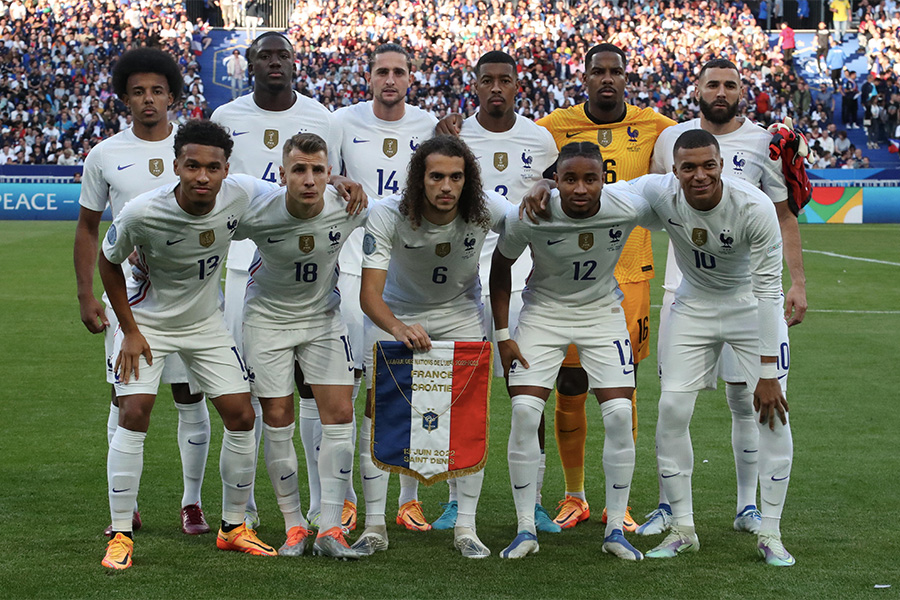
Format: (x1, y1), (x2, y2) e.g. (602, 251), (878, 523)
(224, 161), (230, 177)
(279, 165), (285, 185)
(327, 164), (332, 179)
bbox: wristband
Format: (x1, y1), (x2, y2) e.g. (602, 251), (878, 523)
(760, 362), (777, 379)
(494, 328), (510, 342)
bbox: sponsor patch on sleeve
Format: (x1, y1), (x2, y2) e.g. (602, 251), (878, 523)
(363, 232), (376, 255)
(106, 224), (117, 246)
(766, 240), (783, 256)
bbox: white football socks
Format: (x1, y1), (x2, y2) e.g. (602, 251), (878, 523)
(319, 423), (354, 532)
(298, 396), (322, 521)
(601, 397), (635, 536)
(220, 428), (256, 526)
(759, 411), (793, 535)
(726, 383), (759, 513)
(536, 451), (546, 505)
(245, 396), (262, 516)
(398, 474), (419, 507)
(263, 422), (305, 531)
(656, 390), (698, 528)
(107, 402), (118, 445)
(508, 395), (544, 535)
(358, 415), (387, 527)
(108, 427), (145, 532)
(175, 399), (210, 508)
(455, 470), (484, 531)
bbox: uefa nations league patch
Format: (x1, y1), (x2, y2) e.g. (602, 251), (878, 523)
(363, 232), (377, 255)
(106, 224), (117, 245)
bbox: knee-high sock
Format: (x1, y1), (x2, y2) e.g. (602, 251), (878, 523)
(726, 383), (759, 512)
(656, 390), (698, 528)
(758, 412), (793, 534)
(555, 391), (588, 497)
(176, 399), (210, 508)
(347, 376), (361, 504)
(455, 470), (484, 530)
(298, 396), (322, 520)
(107, 402), (118, 445)
(263, 422), (305, 531)
(358, 415), (387, 527)
(345, 407), (358, 505)
(535, 451), (546, 505)
(509, 395), (544, 535)
(398, 474), (419, 507)
(319, 423), (354, 532)
(108, 427), (145, 532)
(245, 396), (262, 514)
(601, 397), (635, 536)
(220, 428), (256, 526)
(447, 478), (458, 503)
(631, 390), (638, 442)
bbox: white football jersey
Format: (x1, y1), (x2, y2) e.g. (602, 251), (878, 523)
(79, 124), (178, 219)
(460, 113), (558, 293)
(102, 174), (276, 329)
(211, 92), (341, 271)
(362, 192), (508, 314)
(332, 101), (437, 276)
(651, 117), (789, 293)
(235, 186), (368, 328)
(497, 185), (655, 314)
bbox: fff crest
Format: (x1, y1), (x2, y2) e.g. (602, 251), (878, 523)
(435, 242), (451, 257)
(199, 230), (215, 247)
(148, 158), (164, 177)
(299, 235), (315, 253)
(383, 138), (398, 158)
(422, 411), (439, 432)
(264, 129), (279, 150)
(692, 228), (708, 246)
(597, 129), (613, 147)
(578, 232), (594, 251)
(493, 152), (508, 171)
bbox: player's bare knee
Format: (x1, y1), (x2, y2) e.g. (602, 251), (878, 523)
(556, 367), (588, 396)
(259, 396), (294, 427)
(319, 401), (353, 425)
(214, 394), (256, 431)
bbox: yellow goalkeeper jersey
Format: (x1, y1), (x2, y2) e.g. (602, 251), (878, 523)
(537, 103), (675, 283)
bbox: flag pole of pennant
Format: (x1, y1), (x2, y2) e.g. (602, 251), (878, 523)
(370, 340), (492, 486)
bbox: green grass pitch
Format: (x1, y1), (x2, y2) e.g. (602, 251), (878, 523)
(1, 222), (898, 599)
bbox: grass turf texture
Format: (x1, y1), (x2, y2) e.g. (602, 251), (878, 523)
(1, 222), (898, 599)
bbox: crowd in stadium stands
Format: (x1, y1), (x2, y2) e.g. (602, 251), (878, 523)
(3, 0), (900, 167)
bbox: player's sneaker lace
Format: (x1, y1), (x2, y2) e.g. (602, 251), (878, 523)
(180, 503), (211, 535)
(500, 531), (539, 559)
(645, 526), (700, 559)
(313, 526), (363, 560)
(101, 532), (134, 570)
(535, 504), (561, 533)
(636, 504), (672, 536)
(602, 529), (644, 561)
(758, 533), (796, 567)
(453, 526), (490, 559)
(396, 500), (432, 531)
(431, 501), (458, 530)
(243, 508), (260, 530)
(733, 505), (762, 534)
(601, 506), (640, 532)
(553, 495), (590, 529)
(216, 523), (276, 556)
(350, 525), (389, 556)
(341, 500), (357, 531)
(278, 525), (311, 556)
(104, 510), (141, 538)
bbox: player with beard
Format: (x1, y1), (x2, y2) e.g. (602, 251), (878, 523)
(640, 58), (805, 538)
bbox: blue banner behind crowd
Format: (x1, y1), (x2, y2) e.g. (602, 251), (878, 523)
(0, 183), (103, 220)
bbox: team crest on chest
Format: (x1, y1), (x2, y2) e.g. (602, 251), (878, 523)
(578, 232), (594, 251)
(263, 129), (279, 150)
(299, 235), (315, 253)
(383, 138), (398, 158)
(199, 230), (215, 247)
(597, 129), (613, 148)
(435, 242), (451, 257)
(148, 158), (164, 177)
(692, 228), (708, 247)
(493, 152), (508, 172)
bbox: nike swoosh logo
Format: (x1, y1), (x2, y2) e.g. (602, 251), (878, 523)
(166, 239), (185, 245)
(353, 137), (369, 143)
(112, 488), (131, 493)
(117, 164), (134, 171)
(340, 468), (351, 474)
(771, 475), (789, 482)
(661, 472), (681, 479)
(236, 482), (252, 488)
(777, 373), (788, 380)
(114, 554), (131, 566)
(267, 237), (285, 243)
(559, 427), (580, 433)
(232, 131), (248, 136)
(245, 539), (272, 551)
(547, 239), (564, 245)
(363, 475), (382, 480)
(622, 368), (634, 375)
(613, 483), (629, 489)
(565, 132), (579, 138)
(557, 510), (576, 522)
(187, 438), (206, 445)
(667, 218), (683, 228)
(280, 472), (295, 481)
(743, 449), (758, 454)
(403, 244), (423, 249)
(513, 483), (530, 490)
(405, 514), (426, 527)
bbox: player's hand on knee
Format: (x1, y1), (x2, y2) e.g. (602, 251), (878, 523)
(498, 340), (528, 376)
(434, 113), (463, 136)
(392, 322), (431, 352)
(116, 333), (153, 384)
(753, 379), (789, 430)
(78, 295), (109, 334)
(331, 175), (368, 215)
(520, 179), (552, 224)
(784, 285), (807, 326)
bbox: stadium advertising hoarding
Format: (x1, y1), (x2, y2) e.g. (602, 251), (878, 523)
(0, 183), (100, 220)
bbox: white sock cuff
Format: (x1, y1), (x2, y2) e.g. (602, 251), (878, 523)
(511, 394), (545, 413)
(175, 399), (209, 421)
(321, 423), (353, 440)
(299, 396), (319, 418)
(600, 396), (631, 417)
(263, 422), (295, 442)
(110, 427), (146, 453)
(222, 428), (255, 453)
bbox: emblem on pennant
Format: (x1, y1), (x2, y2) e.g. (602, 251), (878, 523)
(148, 158), (164, 177)
(692, 228), (708, 246)
(598, 129), (613, 147)
(383, 138), (398, 158)
(435, 243), (451, 257)
(199, 230), (215, 247)
(263, 129), (279, 150)
(493, 152), (508, 172)
(299, 235), (315, 253)
(578, 232), (594, 251)
(422, 411), (439, 432)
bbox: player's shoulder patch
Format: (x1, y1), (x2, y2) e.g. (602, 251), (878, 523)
(766, 240), (783, 256)
(106, 224), (117, 245)
(363, 232), (377, 255)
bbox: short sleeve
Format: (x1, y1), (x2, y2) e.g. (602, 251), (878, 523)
(496, 203), (530, 260)
(79, 143), (109, 212)
(361, 199), (396, 271)
(102, 200), (141, 264)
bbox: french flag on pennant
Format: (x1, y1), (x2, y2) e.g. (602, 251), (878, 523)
(371, 340), (492, 485)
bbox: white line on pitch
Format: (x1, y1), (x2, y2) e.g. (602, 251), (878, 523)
(803, 249), (900, 266)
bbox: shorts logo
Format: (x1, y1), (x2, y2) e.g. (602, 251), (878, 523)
(363, 232), (377, 255)
(493, 152), (508, 172)
(383, 138), (398, 158)
(298, 235), (315, 253)
(199, 230), (215, 247)
(578, 232), (594, 251)
(597, 129), (613, 148)
(435, 242), (451, 257)
(263, 129), (279, 150)
(148, 158), (165, 177)
(691, 228), (707, 247)
(106, 224), (117, 245)
(422, 411), (439, 432)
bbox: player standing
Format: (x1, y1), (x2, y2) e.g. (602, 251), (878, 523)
(98, 120), (277, 570)
(491, 142), (649, 561)
(641, 58), (805, 536)
(235, 133), (365, 559)
(354, 136), (508, 557)
(74, 48), (212, 537)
